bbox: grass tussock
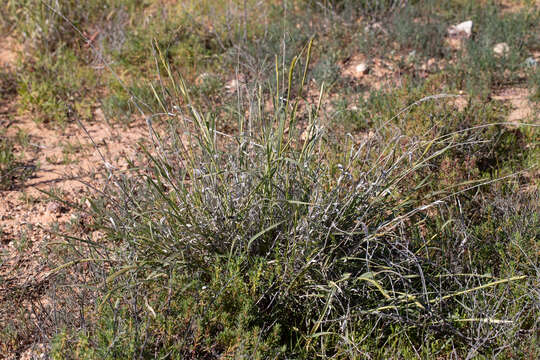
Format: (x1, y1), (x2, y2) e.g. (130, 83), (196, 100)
(44, 46), (539, 358)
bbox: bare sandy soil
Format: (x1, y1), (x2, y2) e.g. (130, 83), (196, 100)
(1, 37), (156, 357)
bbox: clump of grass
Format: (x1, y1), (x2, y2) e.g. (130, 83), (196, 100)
(101, 80), (163, 124)
(5, 0), (146, 125)
(303, 0), (405, 20)
(391, 5), (449, 59)
(44, 44), (537, 358)
(0, 68), (17, 97)
(529, 66), (540, 102)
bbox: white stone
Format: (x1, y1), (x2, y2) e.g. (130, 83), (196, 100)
(493, 42), (510, 56)
(225, 79), (239, 92)
(195, 72), (212, 85)
(355, 63), (369, 75)
(447, 20), (473, 37)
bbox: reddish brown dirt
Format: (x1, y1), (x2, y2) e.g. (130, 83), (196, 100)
(341, 53), (401, 93)
(492, 87), (538, 124)
(1, 112), (149, 266)
(1, 113), (151, 358)
(0, 37), (19, 67)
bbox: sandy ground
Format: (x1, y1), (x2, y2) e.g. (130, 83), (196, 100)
(1, 36), (155, 358)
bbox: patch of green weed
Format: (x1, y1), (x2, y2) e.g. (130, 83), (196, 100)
(18, 48), (96, 125)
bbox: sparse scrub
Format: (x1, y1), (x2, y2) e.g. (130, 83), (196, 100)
(3, 0), (135, 52)
(303, 0), (406, 20)
(0, 136), (17, 190)
(449, 4), (540, 97)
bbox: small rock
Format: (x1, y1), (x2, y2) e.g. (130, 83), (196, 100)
(47, 202), (61, 214)
(225, 74), (246, 94)
(493, 42), (509, 56)
(364, 22), (385, 34)
(300, 125), (322, 142)
(420, 57), (437, 71)
(47, 201), (67, 215)
(447, 20), (473, 37)
(355, 62), (369, 75)
(446, 37), (463, 51)
(419, 59), (431, 71)
(524, 57), (537, 67)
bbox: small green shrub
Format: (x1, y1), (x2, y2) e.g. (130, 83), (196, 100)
(4, 0), (137, 52)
